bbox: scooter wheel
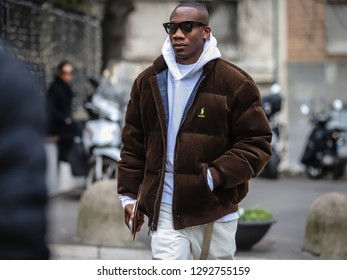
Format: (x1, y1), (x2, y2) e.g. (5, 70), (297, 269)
(265, 153), (280, 179)
(85, 156), (118, 188)
(260, 153), (280, 179)
(306, 165), (323, 179)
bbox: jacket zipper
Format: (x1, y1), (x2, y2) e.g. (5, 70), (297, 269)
(171, 74), (206, 227)
(148, 72), (169, 233)
(148, 154), (167, 234)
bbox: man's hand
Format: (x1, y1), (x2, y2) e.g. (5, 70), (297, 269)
(124, 203), (144, 232)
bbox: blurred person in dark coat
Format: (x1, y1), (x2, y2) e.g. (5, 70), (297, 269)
(46, 60), (78, 162)
(0, 40), (49, 259)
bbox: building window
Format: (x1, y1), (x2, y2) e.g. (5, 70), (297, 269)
(326, 2), (347, 55)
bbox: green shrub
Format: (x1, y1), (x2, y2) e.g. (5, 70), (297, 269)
(238, 207), (273, 222)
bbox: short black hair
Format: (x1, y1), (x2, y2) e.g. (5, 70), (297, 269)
(57, 60), (72, 73)
(173, 1), (209, 24)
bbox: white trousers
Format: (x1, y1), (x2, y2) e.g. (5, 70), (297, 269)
(151, 203), (238, 260)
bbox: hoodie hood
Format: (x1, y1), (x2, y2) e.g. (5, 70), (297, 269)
(161, 34), (221, 80)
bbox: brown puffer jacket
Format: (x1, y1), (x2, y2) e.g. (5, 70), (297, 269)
(117, 55), (272, 231)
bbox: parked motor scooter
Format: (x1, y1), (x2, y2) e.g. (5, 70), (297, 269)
(82, 77), (122, 188)
(300, 99), (347, 179)
(260, 83), (283, 179)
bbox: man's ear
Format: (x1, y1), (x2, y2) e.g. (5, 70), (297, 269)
(203, 26), (211, 39)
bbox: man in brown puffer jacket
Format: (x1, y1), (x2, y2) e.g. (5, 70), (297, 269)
(118, 1), (272, 260)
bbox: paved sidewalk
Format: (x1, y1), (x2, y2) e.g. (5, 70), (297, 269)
(49, 244), (152, 260)
(49, 244), (270, 260)
(47, 176), (347, 260)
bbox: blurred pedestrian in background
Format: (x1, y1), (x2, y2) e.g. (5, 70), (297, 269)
(46, 60), (78, 162)
(0, 40), (49, 259)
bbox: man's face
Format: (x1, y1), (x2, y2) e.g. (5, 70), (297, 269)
(59, 64), (73, 84)
(168, 7), (210, 65)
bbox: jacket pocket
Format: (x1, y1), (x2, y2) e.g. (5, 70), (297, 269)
(174, 169), (219, 215)
(214, 182), (249, 206)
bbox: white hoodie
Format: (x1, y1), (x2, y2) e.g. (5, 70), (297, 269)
(161, 34), (221, 205)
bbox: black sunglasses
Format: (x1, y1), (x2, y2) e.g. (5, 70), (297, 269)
(163, 21), (207, 35)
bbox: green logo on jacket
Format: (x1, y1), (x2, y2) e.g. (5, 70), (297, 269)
(198, 107), (205, 118)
